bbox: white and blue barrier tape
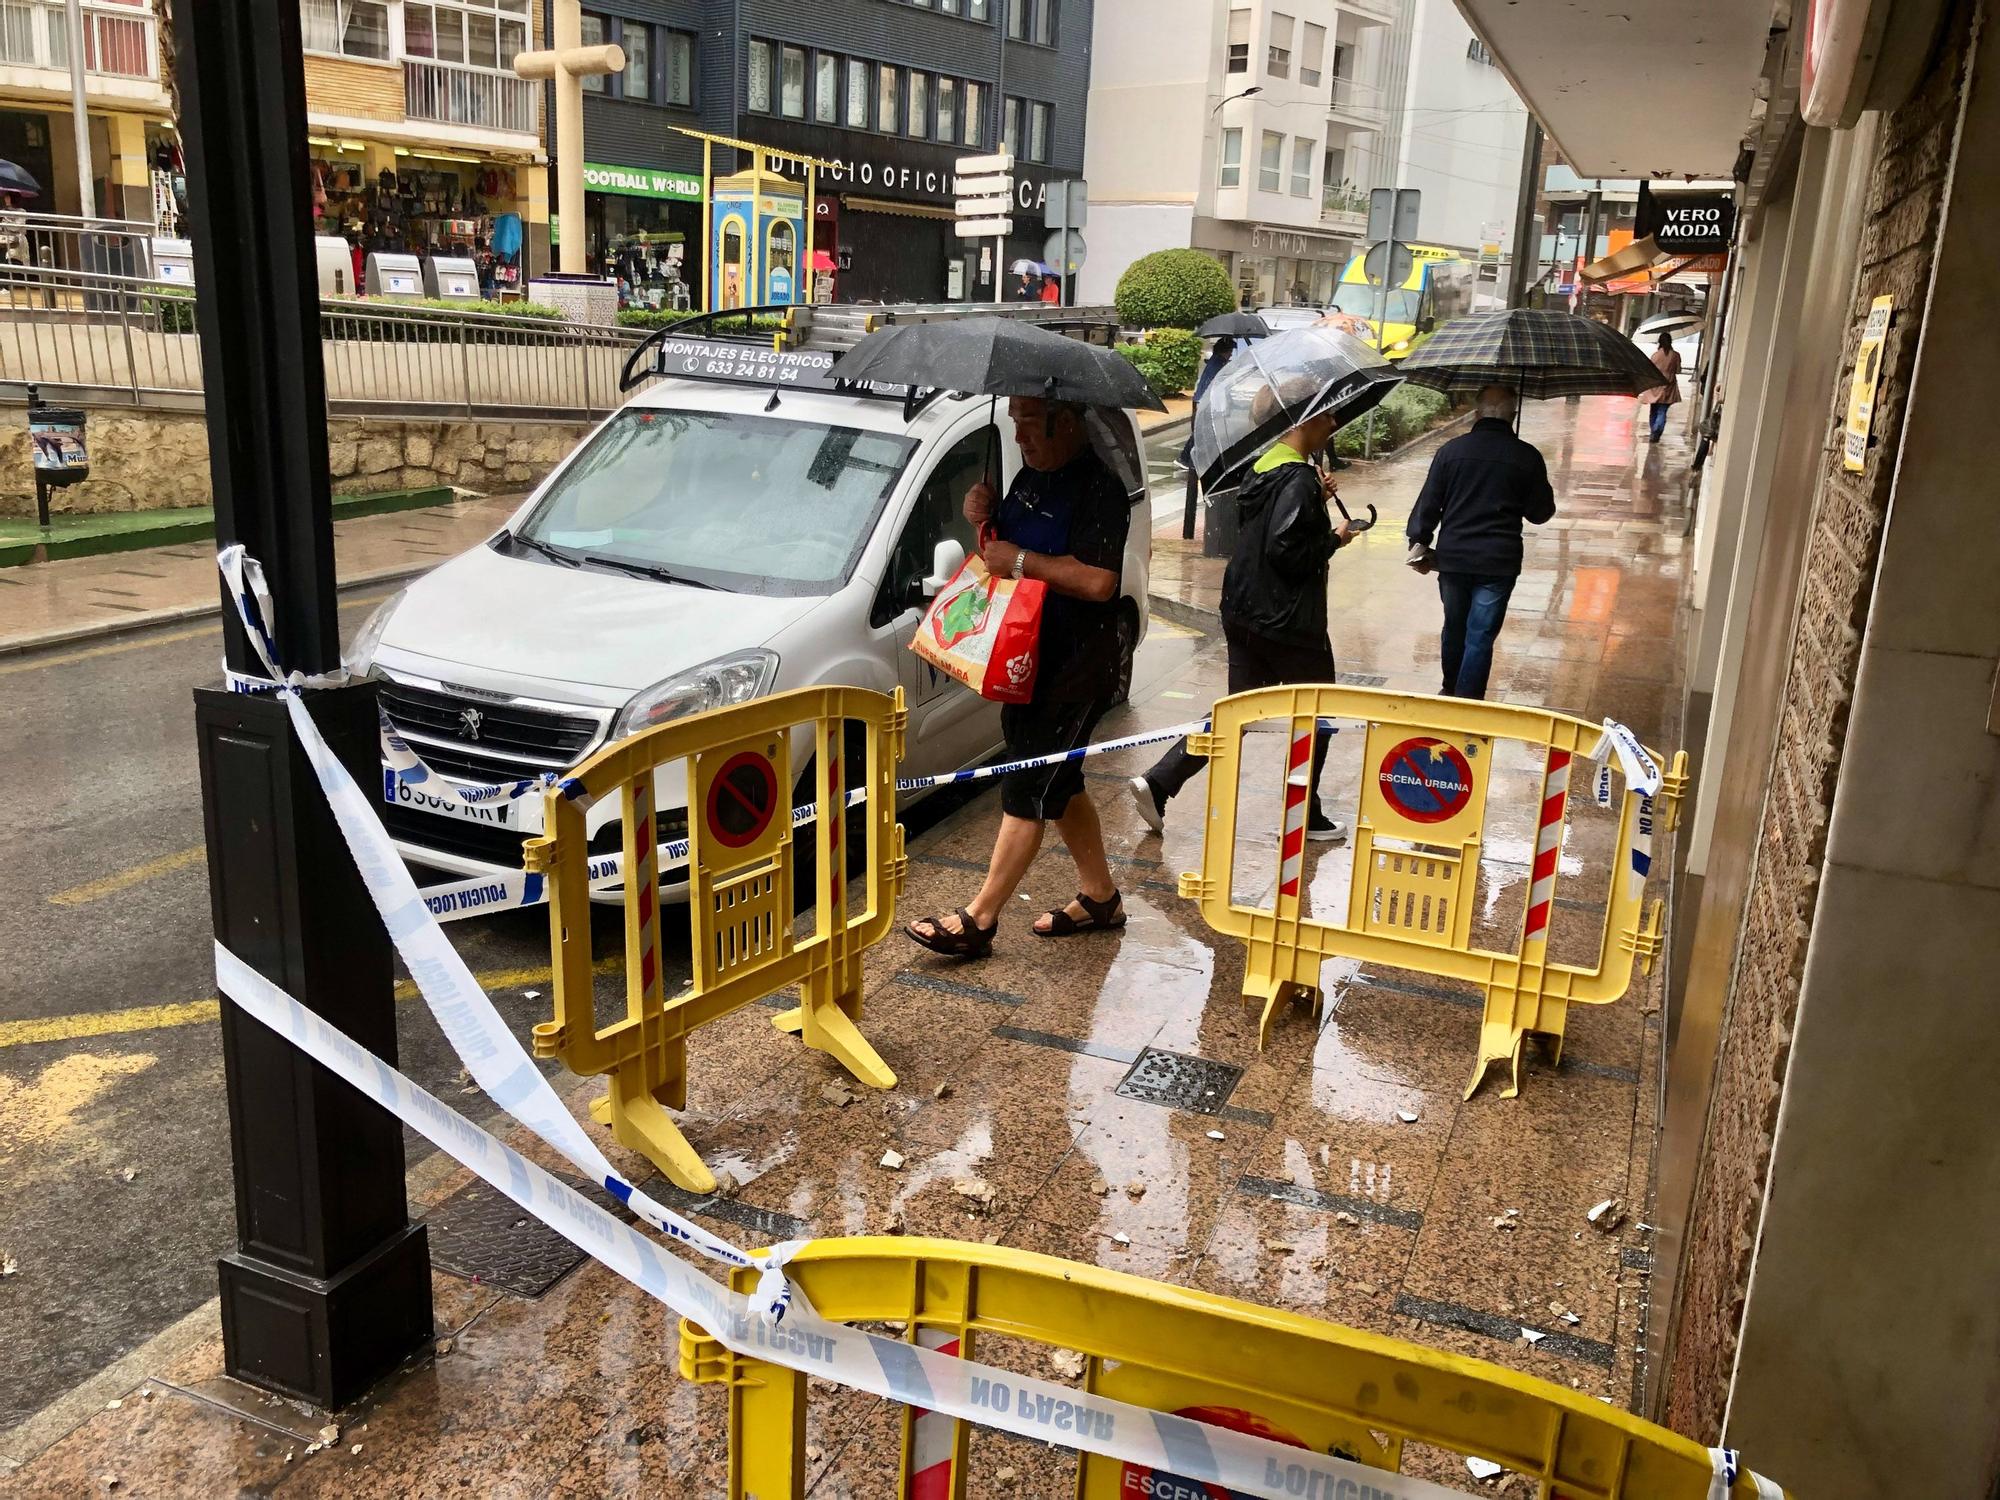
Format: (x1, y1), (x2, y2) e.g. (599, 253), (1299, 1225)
(210, 545), (1521, 1497)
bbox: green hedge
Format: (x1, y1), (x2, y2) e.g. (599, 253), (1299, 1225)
(1116, 326), (1204, 400)
(615, 308), (787, 334)
(1332, 383), (1456, 456)
(1114, 249), (1238, 330)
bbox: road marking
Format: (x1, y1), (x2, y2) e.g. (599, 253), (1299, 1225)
(0, 955), (624, 1051)
(48, 844), (207, 906)
(1146, 616), (1203, 641)
(0, 589), (392, 678)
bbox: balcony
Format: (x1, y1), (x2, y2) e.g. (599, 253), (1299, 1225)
(404, 58), (539, 138)
(0, 0), (159, 82)
(1327, 76), (1388, 132)
(1337, 0), (1397, 28)
(1321, 183), (1368, 235)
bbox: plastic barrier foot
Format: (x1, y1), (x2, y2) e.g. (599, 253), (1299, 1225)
(1464, 1023), (1525, 1101)
(600, 1078), (719, 1195)
(800, 991), (898, 1091)
(769, 1005), (804, 1037)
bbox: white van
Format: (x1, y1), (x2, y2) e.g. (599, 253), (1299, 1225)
(345, 332), (1153, 899)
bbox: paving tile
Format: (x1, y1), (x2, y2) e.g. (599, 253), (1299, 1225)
(5, 1386), (300, 1499)
(1023, 1107), (1255, 1259)
(1194, 1192), (1417, 1335)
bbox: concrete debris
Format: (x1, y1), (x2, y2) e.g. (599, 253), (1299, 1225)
(951, 1177), (997, 1208)
(350, 1444), (363, 1456)
(1263, 1238), (1294, 1254)
(996, 1468), (1019, 1487)
(1090, 1178), (1112, 1197)
(435, 1337), (454, 1356)
(822, 1080), (861, 1108)
(1205, 1130), (1226, 1141)
(0, 1253), (17, 1277)
(120, 1166), (138, 1182)
(1334, 1210), (1360, 1227)
(523, 990), (541, 1001)
(1110, 1232), (1131, 1247)
(933, 1083), (953, 1100)
(806, 1445), (825, 1462)
(886, 1320), (907, 1333)
(1467, 1457), (1503, 1481)
(106, 1399), (122, 1410)
(1587, 1198), (1627, 1231)
(99, 1476), (119, 1491)
(1521, 1328), (1545, 1345)
(1353, 1280), (1379, 1296)
(1124, 1181), (1146, 1200)
(1395, 1110), (1420, 1123)
(1308, 1255), (1329, 1272)
(1549, 1302), (1567, 1317)
(318, 1425), (340, 1443)
(879, 1150), (905, 1171)
(880, 1209), (906, 1236)
(1049, 1349), (1088, 1380)
(1561, 1312), (1581, 1325)
(1491, 1216), (1518, 1232)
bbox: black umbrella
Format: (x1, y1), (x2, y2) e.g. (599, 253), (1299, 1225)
(0, 159), (41, 199)
(1397, 308), (1670, 400)
(1197, 312), (1271, 339)
(830, 316), (1165, 411)
(1189, 324), (1402, 491)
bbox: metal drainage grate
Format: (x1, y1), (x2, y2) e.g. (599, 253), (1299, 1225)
(1115, 1048), (1244, 1115)
(1337, 671), (1389, 687)
(424, 1173), (632, 1298)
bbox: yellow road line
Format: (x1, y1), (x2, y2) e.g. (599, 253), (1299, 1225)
(48, 844), (208, 906)
(0, 955), (624, 1051)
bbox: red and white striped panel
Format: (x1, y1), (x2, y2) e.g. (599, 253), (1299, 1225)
(826, 731), (845, 929)
(906, 1328), (961, 1500)
(1521, 749), (1570, 949)
(631, 776), (661, 999)
(1277, 725), (1314, 900)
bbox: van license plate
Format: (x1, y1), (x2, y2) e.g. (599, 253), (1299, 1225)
(385, 777), (514, 829)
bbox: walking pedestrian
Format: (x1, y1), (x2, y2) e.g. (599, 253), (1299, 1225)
(1641, 331), (1682, 443)
(905, 397), (1133, 959)
(1404, 385), (1555, 700)
(1176, 335), (1239, 473)
(1132, 401), (1356, 837)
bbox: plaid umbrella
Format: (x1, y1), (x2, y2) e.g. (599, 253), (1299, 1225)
(1398, 309), (1674, 399)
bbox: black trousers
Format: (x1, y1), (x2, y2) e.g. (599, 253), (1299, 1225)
(1146, 622), (1335, 810)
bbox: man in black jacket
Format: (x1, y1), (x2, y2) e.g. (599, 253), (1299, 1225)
(1405, 386), (1556, 698)
(1131, 406), (1354, 837)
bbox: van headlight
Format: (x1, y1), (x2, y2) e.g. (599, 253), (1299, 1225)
(343, 589), (405, 677)
(1391, 338), (1411, 352)
(614, 649), (779, 738)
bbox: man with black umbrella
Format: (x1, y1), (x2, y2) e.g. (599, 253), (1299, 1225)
(905, 395), (1133, 958)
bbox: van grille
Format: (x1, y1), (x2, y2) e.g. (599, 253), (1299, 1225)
(377, 675), (606, 787)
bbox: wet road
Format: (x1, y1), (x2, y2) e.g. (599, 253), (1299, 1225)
(0, 446), (1203, 1434)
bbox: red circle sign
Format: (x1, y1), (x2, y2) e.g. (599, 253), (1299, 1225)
(704, 750), (778, 849)
(1377, 737), (1474, 825)
(1119, 1406), (1311, 1499)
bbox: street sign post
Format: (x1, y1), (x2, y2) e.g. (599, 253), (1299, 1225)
(1362, 187), (1421, 457)
(957, 151), (1014, 303)
(1044, 180), (1088, 305)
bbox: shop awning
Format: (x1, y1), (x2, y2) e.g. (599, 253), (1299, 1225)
(1578, 235), (1726, 288)
(842, 196), (957, 221)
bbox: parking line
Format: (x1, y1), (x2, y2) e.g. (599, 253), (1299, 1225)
(0, 955), (624, 1051)
(48, 844), (207, 906)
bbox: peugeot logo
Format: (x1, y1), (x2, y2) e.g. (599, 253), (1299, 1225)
(458, 706), (484, 741)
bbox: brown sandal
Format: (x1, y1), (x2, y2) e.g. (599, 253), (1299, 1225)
(1035, 890), (1126, 938)
(905, 908), (997, 959)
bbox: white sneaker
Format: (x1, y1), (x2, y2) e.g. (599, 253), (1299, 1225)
(1129, 775), (1166, 834)
(1307, 809), (1346, 842)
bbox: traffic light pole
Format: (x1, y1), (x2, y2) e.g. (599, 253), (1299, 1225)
(177, 1), (432, 1409)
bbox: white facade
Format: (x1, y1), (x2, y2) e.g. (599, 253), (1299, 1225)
(1082, 0), (1529, 304)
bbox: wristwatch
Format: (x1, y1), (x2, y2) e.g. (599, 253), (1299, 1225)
(1012, 548), (1029, 580)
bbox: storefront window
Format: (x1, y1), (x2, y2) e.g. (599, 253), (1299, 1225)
(624, 25), (650, 100)
(580, 14), (607, 91)
(908, 72), (928, 138)
(963, 81), (984, 146)
(302, 0), (389, 59)
(936, 76), (956, 143)
(878, 65), (899, 133)
(816, 54), (838, 123)
(1219, 127), (1242, 187)
(748, 40), (772, 112)
(847, 59), (870, 128)
(665, 32), (693, 105)
(780, 45), (807, 117)
(1028, 101), (1050, 162)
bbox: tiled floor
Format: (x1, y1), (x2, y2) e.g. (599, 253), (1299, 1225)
(1, 395), (1692, 1496)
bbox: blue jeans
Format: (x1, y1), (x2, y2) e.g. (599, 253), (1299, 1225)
(1438, 573), (1516, 699)
(1649, 402), (1671, 440)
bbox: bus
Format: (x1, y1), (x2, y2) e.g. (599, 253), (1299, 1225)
(1323, 243), (1475, 358)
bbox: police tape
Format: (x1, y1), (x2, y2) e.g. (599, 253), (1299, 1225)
(212, 545), (1493, 1499)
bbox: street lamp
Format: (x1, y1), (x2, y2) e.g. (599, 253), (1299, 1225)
(1213, 85), (1264, 114)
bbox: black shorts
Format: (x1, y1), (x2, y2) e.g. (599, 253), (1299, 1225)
(998, 698), (1110, 821)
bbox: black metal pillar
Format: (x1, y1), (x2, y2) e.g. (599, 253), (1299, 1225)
(1506, 118), (1543, 309)
(177, 1), (431, 1409)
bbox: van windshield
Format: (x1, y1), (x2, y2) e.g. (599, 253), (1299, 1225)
(513, 408), (919, 596)
(1329, 282), (1422, 322)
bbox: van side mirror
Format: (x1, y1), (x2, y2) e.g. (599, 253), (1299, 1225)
(1417, 315), (1436, 334)
(919, 538), (967, 602)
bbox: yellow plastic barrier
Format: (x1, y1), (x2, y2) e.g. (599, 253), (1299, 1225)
(1177, 686), (1687, 1099)
(522, 685), (908, 1193)
(678, 1236), (1788, 1499)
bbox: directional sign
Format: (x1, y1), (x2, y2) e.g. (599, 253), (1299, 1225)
(955, 217), (1014, 239)
(955, 195), (1013, 217)
(705, 749), (779, 850)
(955, 150), (1014, 175)
(955, 173), (1012, 197)
(1376, 736), (1474, 825)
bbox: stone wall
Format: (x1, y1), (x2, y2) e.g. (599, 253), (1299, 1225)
(0, 409), (594, 518)
(1662, 3), (1975, 1440)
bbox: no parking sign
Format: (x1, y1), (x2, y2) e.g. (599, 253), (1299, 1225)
(1359, 725), (1492, 844)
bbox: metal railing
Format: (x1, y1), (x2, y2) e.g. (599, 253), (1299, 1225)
(0, 212), (159, 279)
(0, 0), (159, 79)
(404, 58), (540, 136)
(0, 264), (651, 420)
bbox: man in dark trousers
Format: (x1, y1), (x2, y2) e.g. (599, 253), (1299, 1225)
(1131, 401), (1355, 837)
(1405, 385), (1555, 698)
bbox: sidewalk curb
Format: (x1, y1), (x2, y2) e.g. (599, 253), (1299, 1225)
(0, 560), (436, 660)
(1148, 589), (1221, 634)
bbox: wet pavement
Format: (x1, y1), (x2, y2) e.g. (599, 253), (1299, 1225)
(1, 395), (1691, 1494)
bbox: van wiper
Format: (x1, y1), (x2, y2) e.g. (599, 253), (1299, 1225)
(580, 553), (718, 590)
(505, 531), (582, 568)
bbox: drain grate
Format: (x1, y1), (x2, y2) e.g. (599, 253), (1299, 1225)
(1115, 1048), (1244, 1115)
(1337, 671), (1389, 687)
(424, 1173), (633, 1298)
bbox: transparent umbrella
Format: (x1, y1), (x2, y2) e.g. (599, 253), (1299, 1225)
(1189, 324), (1402, 492)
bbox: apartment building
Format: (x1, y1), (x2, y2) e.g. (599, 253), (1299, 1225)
(0, 0), (176, 225)
(301, 0), (550, 286)
(1080, 0), (1396, 308)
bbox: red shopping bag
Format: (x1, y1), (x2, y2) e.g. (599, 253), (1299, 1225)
(911, 530), (1044, 704)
